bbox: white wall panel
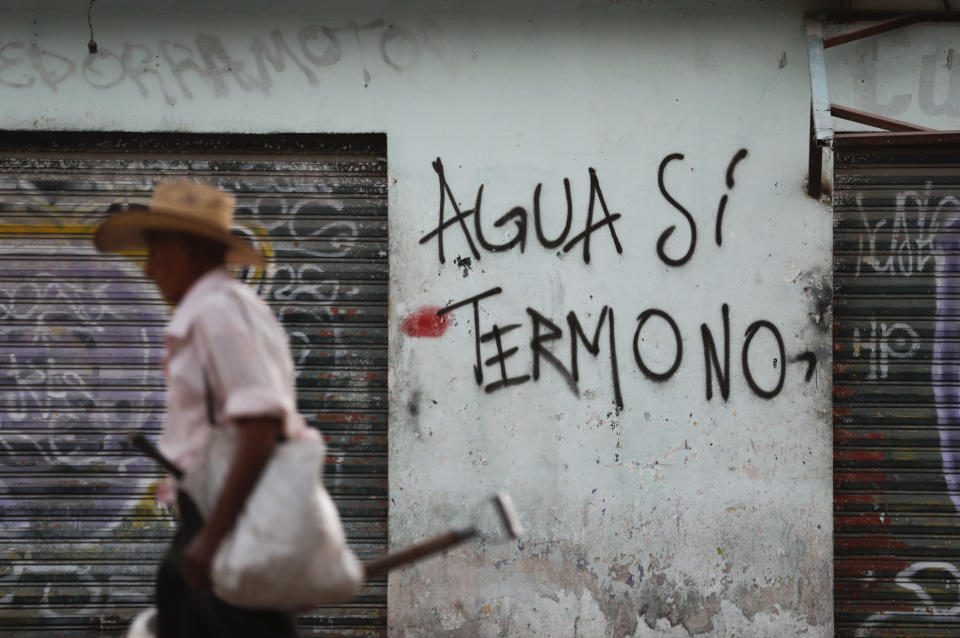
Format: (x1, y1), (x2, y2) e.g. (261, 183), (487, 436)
(0, 1), (834, 635)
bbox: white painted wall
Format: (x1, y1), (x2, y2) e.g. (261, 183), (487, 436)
(0, 1), (844, 635)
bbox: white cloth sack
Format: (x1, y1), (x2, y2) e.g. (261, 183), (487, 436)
(125, 607), (157, 638)
(181, 428), (364, 610)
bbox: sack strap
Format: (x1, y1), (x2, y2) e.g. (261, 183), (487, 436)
(202, 366), (286, 442)
(204, 370), (216, 427)
(197, 310), (286, 440)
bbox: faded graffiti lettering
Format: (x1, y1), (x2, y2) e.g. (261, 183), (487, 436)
(855, 562), (960, 637)
(0, 173), (381, 625)
(233, 193), (365, 383)
(852, 319), (920, 381)
(0, 247), (166, 536)
(837, 170), (960, 633)
(854, 38), (915, 117)
(854, 39), (960, 118)
(0, 21), (419, 101)
(934, 211), (960, 519)
(0, 41), (35, 88)
(918, 48), (960, 116)
(0, 540), (167, 619)
(852, 182), (956, 277)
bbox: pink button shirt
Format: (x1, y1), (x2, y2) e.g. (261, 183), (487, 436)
(158, 268), (315, 476)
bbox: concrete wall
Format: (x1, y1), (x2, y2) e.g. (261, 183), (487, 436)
(1, 1), (840, 635)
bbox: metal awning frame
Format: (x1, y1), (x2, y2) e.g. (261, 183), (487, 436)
(805, 10), (960, 199)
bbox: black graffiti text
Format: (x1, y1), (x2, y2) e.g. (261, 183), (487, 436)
(420, 158), (623, 265)
(421, 150), (748, 269)
(656, 148), (748, 266)
(438, 287), (817, 407)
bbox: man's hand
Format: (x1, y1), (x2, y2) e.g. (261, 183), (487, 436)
(180, 416), (283, 590)
(183, 528), (218, 589)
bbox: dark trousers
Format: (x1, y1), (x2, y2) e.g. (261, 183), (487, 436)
(155, 492), (297, 638)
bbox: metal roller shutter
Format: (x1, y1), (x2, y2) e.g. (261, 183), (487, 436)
(0, 133), (388, 636)
(834, 138), (960, 637)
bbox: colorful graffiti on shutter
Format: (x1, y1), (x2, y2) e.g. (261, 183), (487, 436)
(0, 145), (388, 635)
(834, 145), (960, 638)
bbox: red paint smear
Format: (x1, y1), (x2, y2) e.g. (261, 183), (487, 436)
(834, 386), (854, 399)
(835, 560), (911, 578)
(835, 493), (881, 505)
(835, 471), (887, 484)
(401, 306), (449, 338)
(836, 515), (892, 528)
(835, 429), (885, 445)
(835, 450), (885, 462)
(834, 429), (854, 445)
(836, 536), (909, 550)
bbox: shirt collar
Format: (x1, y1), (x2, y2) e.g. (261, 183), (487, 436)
(165, 267), (233, 340)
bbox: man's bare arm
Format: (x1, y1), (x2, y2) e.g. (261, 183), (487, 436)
(182, 416), (282, 589)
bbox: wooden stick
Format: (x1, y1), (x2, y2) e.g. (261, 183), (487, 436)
(363, 526), (478, 578)
(128, 433), (184, 480)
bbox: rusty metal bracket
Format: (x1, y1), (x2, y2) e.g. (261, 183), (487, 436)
(823, 15), (924, 48)
(803, 10), (958, 199)
(834, 130), (960, 148)
(816, 10), (960, 23)
(807, 108), (821, 198)
(830, 104), (933, 132)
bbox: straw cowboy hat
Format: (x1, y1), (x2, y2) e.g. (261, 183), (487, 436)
(95, 180), (264, 267)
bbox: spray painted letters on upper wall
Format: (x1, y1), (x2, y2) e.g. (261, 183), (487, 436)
(0, 21), (420, 103)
